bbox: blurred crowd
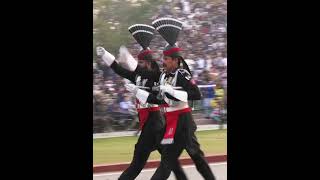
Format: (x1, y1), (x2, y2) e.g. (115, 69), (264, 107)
(93, 0), (227, 132)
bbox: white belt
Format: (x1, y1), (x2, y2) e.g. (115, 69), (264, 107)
(136, 103), (159, 109)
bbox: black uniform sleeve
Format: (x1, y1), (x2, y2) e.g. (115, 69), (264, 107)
(176, 69), (202, 100)
(134, 66), (162, 82)
(109, 61), (136, 83)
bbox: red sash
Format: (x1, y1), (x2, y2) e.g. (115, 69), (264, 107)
(161, 107), (192, 144)
(137, 107), (160, 129)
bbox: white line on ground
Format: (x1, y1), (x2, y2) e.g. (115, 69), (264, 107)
(93, 125), (227, 139)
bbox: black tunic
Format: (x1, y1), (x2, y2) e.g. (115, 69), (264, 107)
(146, 68), (202, 104)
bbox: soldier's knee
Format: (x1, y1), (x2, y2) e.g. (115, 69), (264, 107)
(187, 147), (202, 157)
(134, 142), (150, 153)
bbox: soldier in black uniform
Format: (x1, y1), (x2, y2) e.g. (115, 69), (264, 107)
(126, 18), (216, 180)
(96, 23), (187, 180)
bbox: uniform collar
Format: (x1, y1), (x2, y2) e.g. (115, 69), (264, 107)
(165, 68), (178, 77)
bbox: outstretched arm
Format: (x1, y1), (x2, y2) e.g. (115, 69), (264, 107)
(96, 46), (136, 83)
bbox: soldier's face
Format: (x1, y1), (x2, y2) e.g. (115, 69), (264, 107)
(138, 59), (147, 68)
(163, 56), (178, 73)
(138, 59), (152, 71)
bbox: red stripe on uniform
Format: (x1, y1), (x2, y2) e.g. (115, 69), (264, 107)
(137, 107), (160, 129)
(162, 107), (192, 143)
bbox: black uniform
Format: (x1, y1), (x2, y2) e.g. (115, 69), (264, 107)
(100, 61), (187, 180)
(139, 68), (216, 180)
(144, 16), (216, 180)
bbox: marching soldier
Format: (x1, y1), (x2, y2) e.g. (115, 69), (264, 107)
(125, 18), (216, 180)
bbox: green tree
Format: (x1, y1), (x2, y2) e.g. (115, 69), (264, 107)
(93, 0), (165, 60)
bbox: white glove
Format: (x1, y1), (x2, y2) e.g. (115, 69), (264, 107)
(159, 85), (174, 95)
(125, 83), (138, 95)
(118, 46), (138, 71)
(159, 84), (188, 102)
(96, 46), (115, 66)
(96, 46), (105, 57)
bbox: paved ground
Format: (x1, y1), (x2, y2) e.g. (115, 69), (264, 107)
(93, 162), (227, 180)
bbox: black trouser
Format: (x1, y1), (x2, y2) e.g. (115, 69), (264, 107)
(150, 112), (216, 180)
(118, 111), (187, 180)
